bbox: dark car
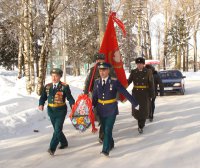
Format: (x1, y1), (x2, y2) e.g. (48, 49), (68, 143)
(158, 70), (186, 95)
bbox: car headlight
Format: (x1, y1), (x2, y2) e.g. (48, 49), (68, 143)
(173, 83), (181, 86)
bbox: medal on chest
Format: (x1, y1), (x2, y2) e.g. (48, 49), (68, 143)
(110, 84), (113, 91)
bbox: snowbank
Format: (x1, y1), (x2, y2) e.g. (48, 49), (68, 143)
(0, 69), (200, 140)
(1, 68), (200, 168)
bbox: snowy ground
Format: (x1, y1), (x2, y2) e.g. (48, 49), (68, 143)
(0, 69), (200, 168)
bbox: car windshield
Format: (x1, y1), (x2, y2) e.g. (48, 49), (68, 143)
(159, 71), (183, 79)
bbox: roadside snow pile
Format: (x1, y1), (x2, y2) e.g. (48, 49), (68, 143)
(183, 71), (200, 81)
(0, 69), (85, 140)
(0, 69), (47, 139)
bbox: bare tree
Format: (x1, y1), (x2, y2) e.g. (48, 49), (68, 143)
(191, 0), (200, 72)
(98, 0), (106, 46)
(36, 0), (62, 95)
(22, 0), (32, 94)
(18, 1), (24, 79)
(167, 0), (200, 71)
(121, 0), (137, 71)
(18, 0), (36, 94)
(144, 0), (160, 59)
(163, 0), (170, 70)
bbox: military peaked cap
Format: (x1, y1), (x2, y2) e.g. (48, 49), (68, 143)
(98, 62), (111, 69)
(50, 68), (63, 76)
(135, 57), (145, 64)
(94, 53), (105, 61)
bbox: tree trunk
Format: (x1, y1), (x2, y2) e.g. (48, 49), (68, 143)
(36, 0), (61, 95)
(186, 42), (189, 71)
(48, 34), (53, 71)
(127, 32), (132, 72)
(163, 0), (168, 70)
(18, 22), (24, 79)
(143, 31), (148, 59)
(35, 44), (39, 77)
(182, 46), (186, 71)
(98, 0), (106, 46)
(137, 2), (142, 57)
(146, 22), (152, 59)
(74, 60), (80, 76)
(177, 47), (181, 69)
(37, 27), (51, 95)
(193, 30), (197, 72)
(23, 0), (31, 94)
(157, 26), (161, 61)
(163, 33), (167, 70)
(29, 0), (35, 92)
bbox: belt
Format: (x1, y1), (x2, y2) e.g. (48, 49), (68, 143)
(48, 103), (66, 107)
(98, 98), (116, 105)
(134, 85), (149, 89)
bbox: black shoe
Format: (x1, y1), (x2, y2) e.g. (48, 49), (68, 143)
(58, 144), (68, 149)
(110, 143), (114, 151)
(149, 118), (153, 122)
(100, 151), (109, 157)
(47, 149), (55, 155)
(138, 128), (143, 134)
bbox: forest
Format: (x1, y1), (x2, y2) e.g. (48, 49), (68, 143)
(0, 0), (199, 94)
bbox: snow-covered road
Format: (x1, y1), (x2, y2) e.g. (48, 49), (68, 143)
(1, 79), (200, 168)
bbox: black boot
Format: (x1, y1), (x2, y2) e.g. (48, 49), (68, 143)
(47, 148), (55, 155)
(149, 118), (153, 122)
(58, 142), (68, 149)
(110, 142), (114, 151)
(100, 151), (109, 157)
(138, 128), (143, 134)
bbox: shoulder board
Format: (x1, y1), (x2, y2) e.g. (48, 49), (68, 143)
(61, 82), (68, 86)
(111, 77), (117, 80)
(45, 83), (52, 95)
(95, 78), (100, 81)
(46, 83), (52, 87)
(132, 69), (137, 73)
(91, 64), (96, 69)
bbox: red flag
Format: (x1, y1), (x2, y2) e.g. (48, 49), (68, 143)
(99, 12), (127, 102)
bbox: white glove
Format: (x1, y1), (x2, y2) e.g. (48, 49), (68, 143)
(135, 105), (140, 110)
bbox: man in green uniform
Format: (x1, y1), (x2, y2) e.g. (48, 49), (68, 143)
(128, 57), (155, 134)
(38, 68), (75, 155)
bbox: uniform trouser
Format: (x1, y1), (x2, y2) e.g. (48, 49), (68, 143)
(149, 97), (156, 119)
(94, 108), (104, 140)
(100, 115), (116, 153)
(48, 111), (68, 151)
(99, 125), (104, 141)
(132, 90), (149, 129)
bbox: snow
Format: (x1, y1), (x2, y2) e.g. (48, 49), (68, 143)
(0, 68), (200, 168)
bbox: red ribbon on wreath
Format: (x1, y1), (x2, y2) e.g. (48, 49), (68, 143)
(69, 94), (97, 133)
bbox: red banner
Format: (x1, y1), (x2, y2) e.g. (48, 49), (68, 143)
(99, 12), (127, 102)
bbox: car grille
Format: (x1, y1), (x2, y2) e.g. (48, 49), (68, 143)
(164, 83), (174, 87)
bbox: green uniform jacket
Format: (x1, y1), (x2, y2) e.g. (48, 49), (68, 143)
(39, 81), (75, 113)
(128, 68), (155, 119)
